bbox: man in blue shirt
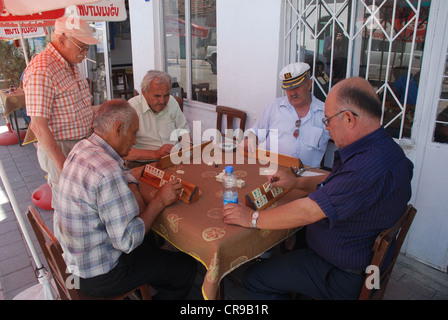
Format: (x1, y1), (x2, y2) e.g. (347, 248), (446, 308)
(223, 77), (413, 299)
(242, 62), (330, 167)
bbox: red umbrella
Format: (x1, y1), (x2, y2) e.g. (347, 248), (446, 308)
(1, 0), (99, 15)
(0, 0), (127, 64)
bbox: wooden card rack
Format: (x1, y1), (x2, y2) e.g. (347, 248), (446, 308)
(140, 164), (199, 204)
(156, 141), (213, 169)
(245, 181), (291, 211)
(239, 147), (304, 169)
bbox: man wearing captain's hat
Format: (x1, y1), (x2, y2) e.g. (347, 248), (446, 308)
(242, 62), (330, 167)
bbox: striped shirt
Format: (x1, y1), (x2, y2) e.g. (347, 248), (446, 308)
(54, 133), (145, 279)
(308, 128), (414, 271)
(23, 42), (93, 140)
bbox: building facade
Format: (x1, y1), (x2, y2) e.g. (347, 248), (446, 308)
(129, 0), (448, 272)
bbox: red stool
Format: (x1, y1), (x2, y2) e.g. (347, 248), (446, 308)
(0, 130), (27, 145)
(32, 183), (53, 210)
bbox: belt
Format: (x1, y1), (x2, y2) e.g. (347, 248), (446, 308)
(343, 268), (365, 276)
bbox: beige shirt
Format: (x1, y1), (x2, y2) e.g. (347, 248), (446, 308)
(128, 94), (190, 150)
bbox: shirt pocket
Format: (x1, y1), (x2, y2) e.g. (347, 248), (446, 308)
(302, 126), (324, 149)
(159, 120), (177, 143)
(55, 79), (82, 103)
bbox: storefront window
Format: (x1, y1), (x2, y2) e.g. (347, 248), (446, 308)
(164, 0), (217, 104)
(283, 0), (431, 140)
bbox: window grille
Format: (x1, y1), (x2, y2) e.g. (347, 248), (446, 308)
(283, 0), (430, 140)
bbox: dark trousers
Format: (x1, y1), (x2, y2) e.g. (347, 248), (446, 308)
(80, 234), (197, 299)
(243, 248), (365, 300)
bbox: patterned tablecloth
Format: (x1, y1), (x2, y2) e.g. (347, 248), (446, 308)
(132, 151), (308, 300)
(0, 88), (26, 117)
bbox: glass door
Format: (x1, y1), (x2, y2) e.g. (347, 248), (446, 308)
(83, 21), (112, 106)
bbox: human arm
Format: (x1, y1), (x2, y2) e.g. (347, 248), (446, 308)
(222, 197), (326, 230)
(137, 179), (182, 233)
(239, 131), (258, 154)
(124, 144), (174, 161)
(268, 169), (328, 193)
(29, 116), (66, 174)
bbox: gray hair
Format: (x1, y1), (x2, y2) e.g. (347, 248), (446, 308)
(94, 99), (136, 134)
(141, 70), (171, 94)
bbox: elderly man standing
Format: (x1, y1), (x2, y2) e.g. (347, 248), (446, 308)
(242, 62), (330, 167)
(23, 16), (99, 206)
(224, 78), (413, 299)
(54, 99), (197, 299)
(124, 70), (191, 168)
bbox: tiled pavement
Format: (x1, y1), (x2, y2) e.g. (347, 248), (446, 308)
(1, 117), (448, 300)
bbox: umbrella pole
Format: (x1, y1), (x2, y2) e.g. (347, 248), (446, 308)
(0, 159), (56, 299)
(16, 22), (29, 65)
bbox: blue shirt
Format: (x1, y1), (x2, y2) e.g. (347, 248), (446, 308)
(248, 94), (330, 166)
(54, 133), (146, 279)
(308, 127), (414, 271)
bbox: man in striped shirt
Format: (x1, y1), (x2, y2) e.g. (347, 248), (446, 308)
(23, 16), (99, 207)
(223, 77), (414, 299)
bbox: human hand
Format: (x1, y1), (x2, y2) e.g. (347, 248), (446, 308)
(267, 170), (297, 190)
(239, 132), (257, 154)
(155, 179), (182, 207)
(156, 144), (174, 158)
(222, 203), (253, 228)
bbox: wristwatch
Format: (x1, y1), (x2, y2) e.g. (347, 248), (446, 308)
(251, 211), (260, 229)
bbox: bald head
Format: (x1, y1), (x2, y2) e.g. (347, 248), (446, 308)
(330, 77), (382, 120)
(325, 78), (382, 148)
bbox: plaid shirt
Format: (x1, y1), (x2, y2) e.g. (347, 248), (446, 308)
(54, 133), (146, 278)
(23, 43), (93, 140)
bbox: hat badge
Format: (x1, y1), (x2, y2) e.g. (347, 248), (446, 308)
(284, 72), (292, 80)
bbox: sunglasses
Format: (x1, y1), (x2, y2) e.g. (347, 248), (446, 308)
(293, 119), (301, 138)
(65, 35), (89, 53)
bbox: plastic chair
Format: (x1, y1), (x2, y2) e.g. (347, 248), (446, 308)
(359, 204), (417, 300)
(216, 105), (247, 140)
(26, 206), (152, 300)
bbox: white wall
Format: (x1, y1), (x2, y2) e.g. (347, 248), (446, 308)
(217, 0), (283, 129)
(128, 0), (157, 93)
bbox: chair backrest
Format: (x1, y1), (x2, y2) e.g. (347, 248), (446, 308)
(359, 204), (417, 300)
(27, 206), (82, 300)
(216, 106), (247, 140)
(27, 206), (152, 300)
(173, 95), (183, 112)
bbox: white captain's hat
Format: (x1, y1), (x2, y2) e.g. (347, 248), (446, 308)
(279, 62), (310, 90)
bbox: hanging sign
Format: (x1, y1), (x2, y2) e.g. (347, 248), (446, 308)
(68, 0), (127, 22)
(0, 26), (46, 39)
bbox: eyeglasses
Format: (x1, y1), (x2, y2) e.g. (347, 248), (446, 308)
(322, 109), (358, 126)
(293, 119), (301, 138)
(65, 35), (89, 52)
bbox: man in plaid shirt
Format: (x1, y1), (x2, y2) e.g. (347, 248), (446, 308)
(23, 16), (99, 206)
(54, 99), (197, 299)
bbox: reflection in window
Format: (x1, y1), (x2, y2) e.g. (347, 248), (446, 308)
(283, 0), (431, 140)
(164, 0), (217, 105)
(433, 53), (448, 143)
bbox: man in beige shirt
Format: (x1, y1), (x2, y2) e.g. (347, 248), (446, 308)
(125, 70), (190, 168)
